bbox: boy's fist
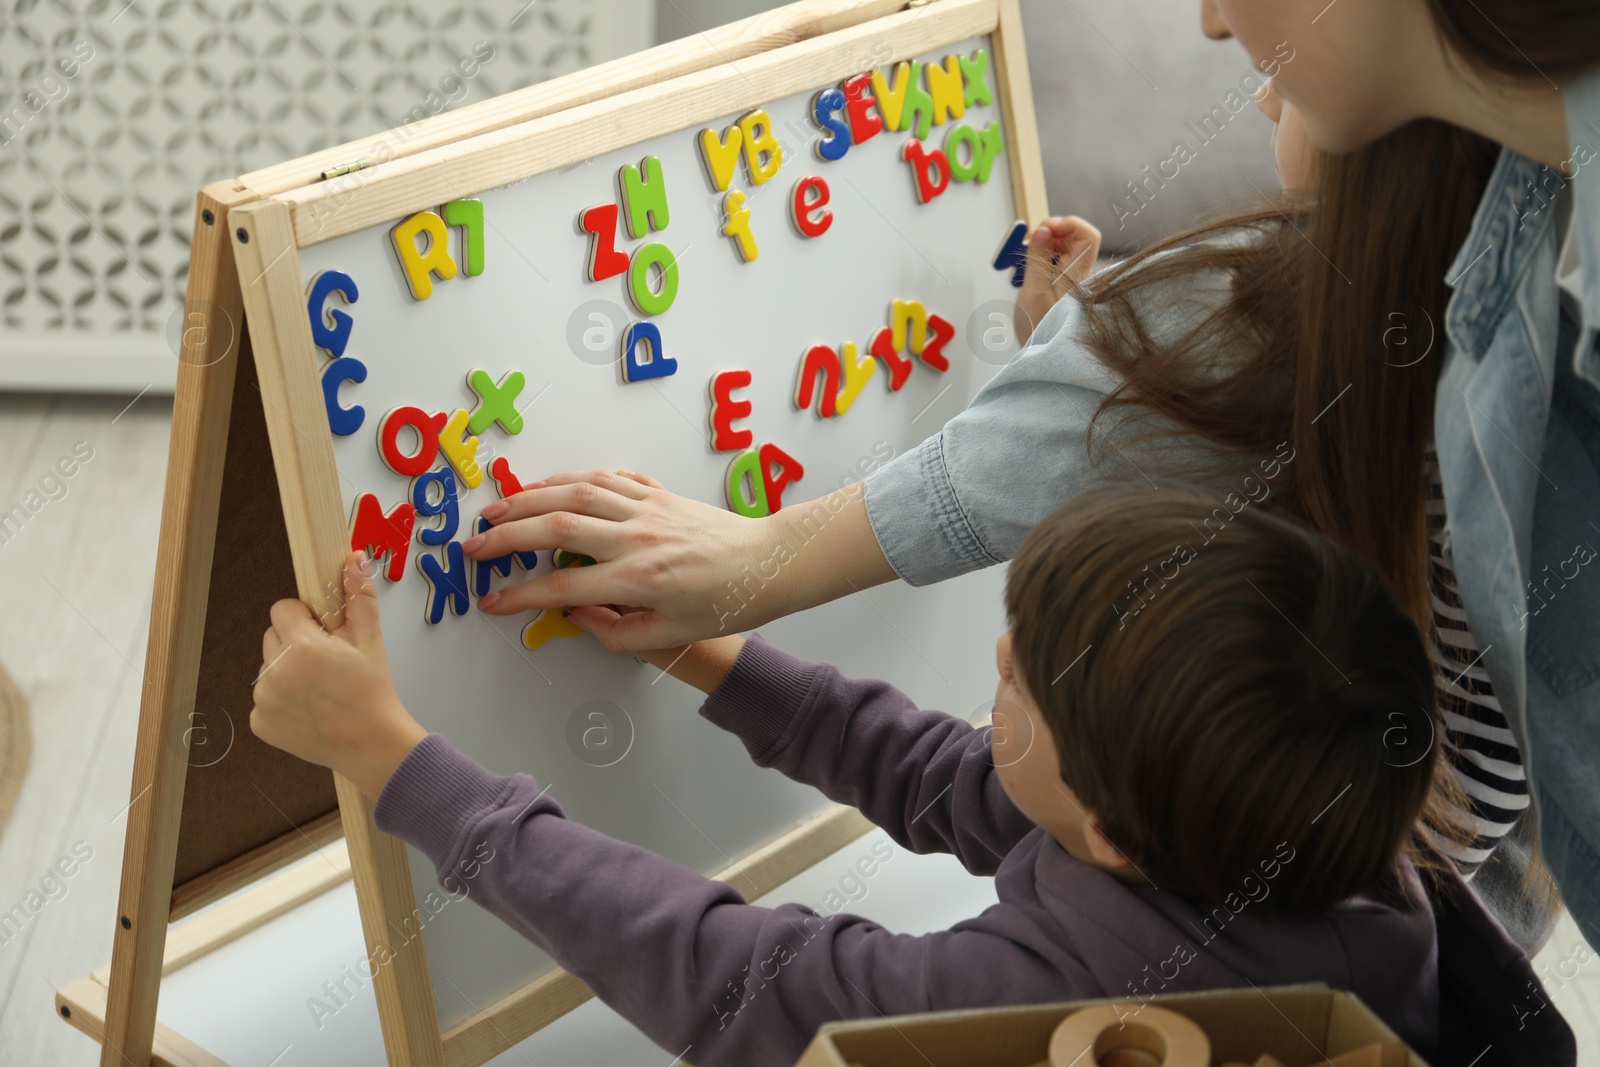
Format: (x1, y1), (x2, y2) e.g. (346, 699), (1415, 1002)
(250, 551), (427, 800)
(1015, 215), (1102, 347)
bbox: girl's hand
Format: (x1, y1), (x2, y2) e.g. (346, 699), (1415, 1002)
(462, 469), (895, 652)
(250, 551), (427, 801)
(1015, 215), (1102, 346)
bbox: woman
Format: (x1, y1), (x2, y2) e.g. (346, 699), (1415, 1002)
(465, 0), (1600, 947)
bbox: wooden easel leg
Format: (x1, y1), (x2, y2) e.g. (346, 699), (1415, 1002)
(100, 188), (251, 1067)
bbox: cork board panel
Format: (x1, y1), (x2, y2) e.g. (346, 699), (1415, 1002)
(173, 328), (340, 887)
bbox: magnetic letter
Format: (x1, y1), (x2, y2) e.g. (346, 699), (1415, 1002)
(306, 269), (358, 357)
(443, 198), (485, 276)
(759, 442), (804, 510)
(960, 49), (992, 108)
(620, 155), (670, 239)
(377, 406), (447, 477)
(628, 243), (679, 316)
(810, 88), (852, 162)
(725, 449), (771, 518)
(794, 344), (841, 418)
(974, 120), (1005, 183)
(418, 542), (470, 623)
(790, 175), (833, 238)
(320, 356), (366, 436)
(840, 73), (882, 145)
(993, 220), (1028, 288)
(869, 326), (912, 391)
(391, 210), (457, 300)
(349, 493), (415, 582)
(490, 456), (530, 498)
(921, 314), (955, 372)
(621, 320), (678, 382)
(902, 139), (951, 203)
(926, 55), (966, 125)
(892, 300), (928, 354)
(833, 341), (876, 416)
(466, 368), (526, 435)
(471, 516), (538, 597)
(579, 203), (630, 281)
(698, 125), (743, 193)
(437, 408), (484, 489)
(871, 63), (911, 132)
(709, 369), (754, 451)
(737, 109), (783, 185)
(721, 189), (759, 262)
(411, 467), (460, 546)
(945, 123), (984, 182)
(521, 608), (585, 650)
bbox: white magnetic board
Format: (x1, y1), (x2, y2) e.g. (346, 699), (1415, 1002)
(295, 32), (1021, 1029)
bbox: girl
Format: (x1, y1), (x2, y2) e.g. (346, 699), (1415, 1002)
(464, 0), (1600, 948)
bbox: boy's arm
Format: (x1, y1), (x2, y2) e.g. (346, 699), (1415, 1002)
(375, 733), (1082, 1067)
(651, 634), (1034, 876)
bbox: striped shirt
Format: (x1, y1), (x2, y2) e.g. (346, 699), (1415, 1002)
(1426, 447), (1530, 871)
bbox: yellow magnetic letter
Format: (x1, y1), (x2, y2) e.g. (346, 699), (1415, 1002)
(437, 408), (484, 489)
(891, 299), (928, 354)
(698, 125), (743, 193)
(737, 109), (783, 185)
(926, 55), (966, 125)
(391, 210), (457, 301)
(871, 62), (911, 131)
(721, 189), (758, 262)
(833, 341), (877, 416)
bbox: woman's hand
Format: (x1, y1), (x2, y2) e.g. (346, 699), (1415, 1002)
(1015, 215), (1102, 346)
(462, 469), (897, 652)
(250, 552), (427, 800)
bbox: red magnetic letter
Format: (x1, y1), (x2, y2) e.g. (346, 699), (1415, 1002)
(378, 406), (448, 477)
(841, 73), (882, 145)
(350, 492), (416, 581)
(579, 203), (630, 281)
(759, 442), (805, 510)
(902, 139), (951, 204)
(791, 175), (833, 238)
(794, 344), (841, 418)
(869, 325), (913, 391)
(920, 314), (955, 372)
(710, 370), (754, 452)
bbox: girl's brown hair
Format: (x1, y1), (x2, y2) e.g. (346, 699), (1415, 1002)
(1006, 486), (1444, 914)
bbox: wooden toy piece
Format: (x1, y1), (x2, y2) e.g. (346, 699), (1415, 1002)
(620, 320), (679, 383)
(349, 492), (416, 582)
(390, 209), (458, 301)
(437, 408), (484, 490)
(698, 124), (743, 193)
(724, 449), (771, 518)
(489, 456), (531, 499)
(709, 369), (754, 452)
(789, 175), (833, 238)
(902, 139), (952, 204)
(418, 541), (471, 624)
(974, 120), (1006, 184)
(552, 549), (597, 569)
(839, 73), (882, 145)
(1321, 1044), (1402, 1067)
(470, 515), (538, 597)
(521, 606), (585, 650)
(1220, 1057), (1287, 1067)
(411, 466), (460, 546)
(868, 325), (913, 391)
(960, 48), (993, 108)
(793, 343), (841, 418)
(319, 355), (367, 436)
(920, 314), (955, 372)
(442, 198), (485, 277)
(736, 108), (784, 185)
(944, 123), (983, 183)
(809, 87), (852, 162)
(377, 405), (448, 476)
(925, 54), (966, 126)
(870, 62), (911, 132)
(578, 203), (630, 282)
(833, 340), (877, 416)
(1047, 1004), (1209, 1067)
(627, 242), (680, 317)
(720, 189), (759, 263)
(305, 269), (359, 357)
(891, 299), (928, 354)
(619, 155), (670, 239)
(759, 442), (804, 510)
(466, 368), (526, 435)
(993, 219), (1029, 288)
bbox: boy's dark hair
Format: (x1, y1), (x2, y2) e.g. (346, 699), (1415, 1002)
(1005, 485), (1450, 915)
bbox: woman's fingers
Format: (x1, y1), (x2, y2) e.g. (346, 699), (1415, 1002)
(465, 510), (629, 562)
(482, 480), (642, 526)
(535, 467), (655, 501)
(615, 469), (665, 490)
(478, 560), (624, 616)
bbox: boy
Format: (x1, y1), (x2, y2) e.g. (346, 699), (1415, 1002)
(251, 486), (1573, 1067)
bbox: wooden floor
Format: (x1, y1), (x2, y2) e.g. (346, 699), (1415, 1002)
(0, 391), (1597, 1065)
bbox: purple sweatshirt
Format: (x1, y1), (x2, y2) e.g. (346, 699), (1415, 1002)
(374, 636), (1575, 1067)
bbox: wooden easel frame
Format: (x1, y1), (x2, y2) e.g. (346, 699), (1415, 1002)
(67, 2), (1045, 1064)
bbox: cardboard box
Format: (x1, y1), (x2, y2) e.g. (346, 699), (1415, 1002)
(793, 984), (1425, 1067)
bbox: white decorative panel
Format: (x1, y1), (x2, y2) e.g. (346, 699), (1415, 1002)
(0, 0), (653, 391)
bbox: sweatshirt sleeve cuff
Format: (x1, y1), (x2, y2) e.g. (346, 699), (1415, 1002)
(373, 732), (518, 868)
(699, 634), (824, 764)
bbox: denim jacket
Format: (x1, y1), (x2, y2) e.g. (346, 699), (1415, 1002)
(864, 78), (1600, 942)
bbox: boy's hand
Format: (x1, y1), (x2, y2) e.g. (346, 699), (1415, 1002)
(1015, 215), (1102, 347)
(251, 551), (428, 801)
